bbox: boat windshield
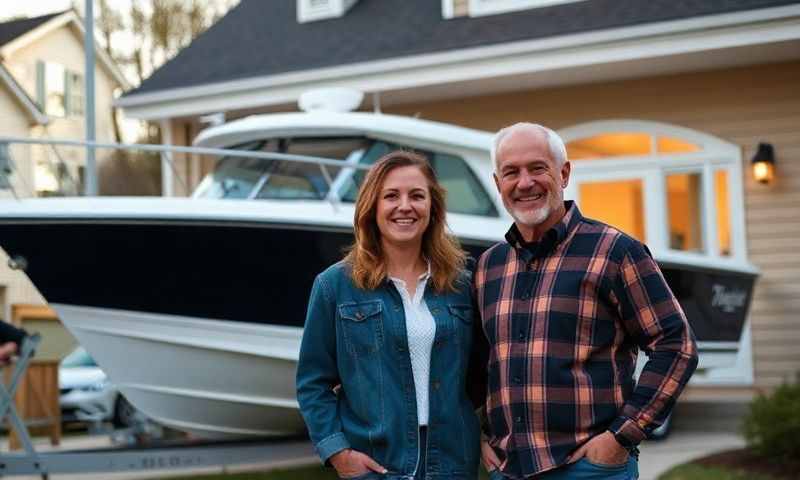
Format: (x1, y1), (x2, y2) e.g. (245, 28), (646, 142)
(193, 137), (369, 200)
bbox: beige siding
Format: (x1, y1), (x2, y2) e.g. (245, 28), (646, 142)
(388, 60), (800, 390)
(0, 87), (34, 196)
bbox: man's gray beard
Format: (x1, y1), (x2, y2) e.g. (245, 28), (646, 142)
(510, 202), (551, 229)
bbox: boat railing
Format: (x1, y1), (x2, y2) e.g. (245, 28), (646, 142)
(0, 136), (370, 206)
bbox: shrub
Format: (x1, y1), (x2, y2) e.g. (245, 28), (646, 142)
(742, 376), (800, 465)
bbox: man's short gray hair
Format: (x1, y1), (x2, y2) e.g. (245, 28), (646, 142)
(491, 123), (567, 173)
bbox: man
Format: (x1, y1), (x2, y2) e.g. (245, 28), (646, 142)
(471, 123), (698, 479)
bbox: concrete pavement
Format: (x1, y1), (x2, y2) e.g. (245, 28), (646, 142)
(637, 431), (746, 480)
(0, 429), (746, 480)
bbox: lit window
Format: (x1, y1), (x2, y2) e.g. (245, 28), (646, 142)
(658, 136), (699, 154)
(715, 170), (731, 256)
(579, 179), (645, 242)
(666, 172), (704, 252)
(561, 120), (743, 262)
(566, 133), (651, 160)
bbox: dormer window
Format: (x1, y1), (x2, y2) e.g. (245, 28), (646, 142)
(297, 0), (359, 23)
(443, 0), (583, 18)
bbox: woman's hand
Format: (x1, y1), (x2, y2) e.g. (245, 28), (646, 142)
(330, 448), (387, 478)
(481, 439), (501, 472)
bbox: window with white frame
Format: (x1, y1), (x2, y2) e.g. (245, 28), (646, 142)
(66, 71), (84, 116)
(297, 0), (359, 23)
(36, 61), (84, 117)
(466, 0), (584, 17)
(559, 121), (746, 265)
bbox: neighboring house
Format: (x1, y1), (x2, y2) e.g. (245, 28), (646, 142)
(0, 10), (128, 322)
(118, 0), (800, 402)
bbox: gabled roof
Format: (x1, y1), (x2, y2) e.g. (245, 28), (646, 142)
(0, 10), (130, 91)
(127, 0), (800, 97)
(0, 11), (65, 48)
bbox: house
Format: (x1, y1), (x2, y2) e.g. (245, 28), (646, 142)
(0, 10), (128, 327)
(118, 0), (800, 403)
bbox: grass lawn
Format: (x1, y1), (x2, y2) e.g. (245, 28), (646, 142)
(659, 464), (780, 480)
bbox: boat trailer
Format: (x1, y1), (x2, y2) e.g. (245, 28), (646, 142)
(0, 335), (316, 479)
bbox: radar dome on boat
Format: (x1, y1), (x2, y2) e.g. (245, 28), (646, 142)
(298, 88), (364, 113)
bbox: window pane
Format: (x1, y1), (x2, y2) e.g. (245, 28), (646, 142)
(193, 140), (275, 199)
(666, 172), (704, 252)
(338, 141), (395, 202)
(429, 153), (497, 217)
(657, 136), (700, 153)
(715, 170), (731, 256)
(579, 179), (645, 241)
(256, 137), (367, 199)
(566, 133), (651, 160)
(44, 63), (66, 117)
(68, 72), (84, 116)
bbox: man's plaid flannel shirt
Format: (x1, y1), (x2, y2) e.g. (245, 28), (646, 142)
(471, 201), (698, 478)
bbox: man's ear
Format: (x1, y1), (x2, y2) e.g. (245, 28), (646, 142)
(493, 173), (501, 194)
(560, 161), (572, 189)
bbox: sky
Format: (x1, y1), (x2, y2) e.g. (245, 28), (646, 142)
(2, 1), (122, 20)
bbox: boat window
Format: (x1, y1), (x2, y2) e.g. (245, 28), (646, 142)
(666, 172), (704, 252)
(338, 141), (396, 202)
(193, 140), (276, 199)
(579, 178), (646, 242)
(338, 143), (498, 217)
(254, 137), (368, 200)
(429, 152), (498, 216)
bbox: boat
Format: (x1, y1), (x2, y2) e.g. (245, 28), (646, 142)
(0, 94), (757, 438)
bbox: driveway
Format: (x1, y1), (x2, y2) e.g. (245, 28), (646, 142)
(637, 431), (746, 480)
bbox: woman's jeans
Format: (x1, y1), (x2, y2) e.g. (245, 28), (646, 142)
(489, 455), (639, 480)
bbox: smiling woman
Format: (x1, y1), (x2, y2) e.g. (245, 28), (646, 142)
(296, 150), (482, 479)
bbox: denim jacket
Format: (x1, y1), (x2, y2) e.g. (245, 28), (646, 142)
(296, 262), (481, 479)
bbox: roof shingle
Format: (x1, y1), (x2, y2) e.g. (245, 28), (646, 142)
(0, 11), (66, 48)
(128, 0), (800, 97)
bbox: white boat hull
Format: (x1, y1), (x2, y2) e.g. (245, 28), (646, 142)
(53, 304), (305, 439)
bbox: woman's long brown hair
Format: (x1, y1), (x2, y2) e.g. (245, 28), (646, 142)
(344, 151), (466, 292)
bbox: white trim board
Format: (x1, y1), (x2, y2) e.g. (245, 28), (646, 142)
(117, 4), (800, 120)
(0, 64), (48, 125)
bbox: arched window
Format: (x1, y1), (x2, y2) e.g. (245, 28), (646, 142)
(559, 120), (748, 268)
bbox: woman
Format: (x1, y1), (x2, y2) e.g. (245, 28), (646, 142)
(296, 151), (481, 479)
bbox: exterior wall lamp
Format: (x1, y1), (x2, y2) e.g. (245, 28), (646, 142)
(752, 143), (776, 184)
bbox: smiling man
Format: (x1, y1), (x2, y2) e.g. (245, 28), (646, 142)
(471, 123), (699, 479)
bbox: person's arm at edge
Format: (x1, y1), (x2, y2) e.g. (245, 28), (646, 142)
(295, 273), (349, 465)
(607, 240), (699, 448)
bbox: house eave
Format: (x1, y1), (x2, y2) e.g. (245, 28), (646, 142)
(117, 4), (800, 121)
(0, 63), (49, 125)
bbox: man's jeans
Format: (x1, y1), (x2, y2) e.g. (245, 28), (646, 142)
(489, 456), (639, 480)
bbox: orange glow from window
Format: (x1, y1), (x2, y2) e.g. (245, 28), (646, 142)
(566, 133), (651, 160)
